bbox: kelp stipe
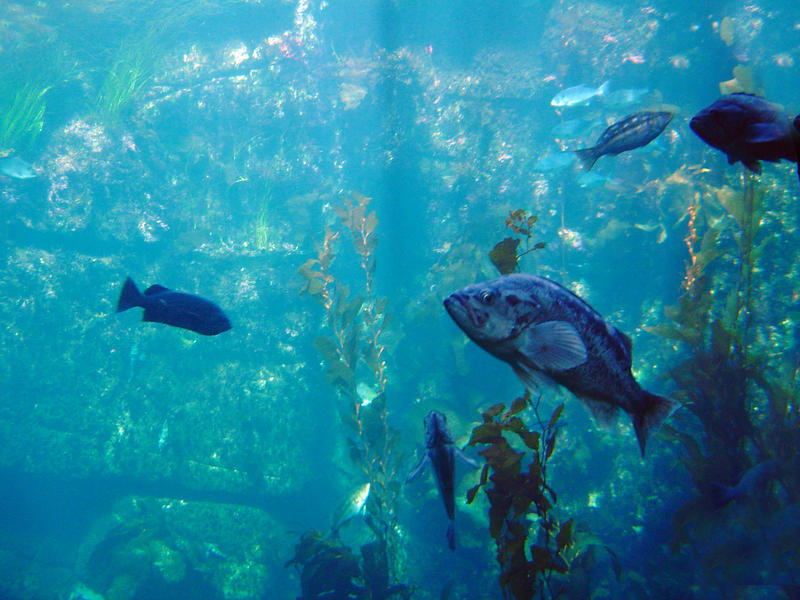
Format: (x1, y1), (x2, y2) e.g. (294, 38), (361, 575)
(650, 173), (799, 586)
(466, 391), (574, 600)
(298, 192), (407, 585)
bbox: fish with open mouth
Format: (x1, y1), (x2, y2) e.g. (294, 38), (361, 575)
(444, 274), (679, 456)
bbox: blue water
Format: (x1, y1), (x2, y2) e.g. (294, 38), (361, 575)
(1, 1), (799, 599)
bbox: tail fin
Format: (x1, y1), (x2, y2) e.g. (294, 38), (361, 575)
(446, 523), (455, 551)
(574, 148), (598, 171)
(632, 391), (680, 457)
(117, 277), (143, 313)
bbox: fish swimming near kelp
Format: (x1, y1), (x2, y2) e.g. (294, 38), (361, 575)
(551, 81), (611, 108)
(407, 410), (478, 550)
(709, 459), (779, 508)
(690, 93), (800, 185)
(116, 276), (232, 336)
(444, 274), (679, 456)
(574, 111), (673, 171)
(330, 482), (370, 534)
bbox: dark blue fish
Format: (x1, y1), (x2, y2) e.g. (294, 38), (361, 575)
(444, 274), (679, 456)
(407, 410), (478, 550)
(574, 111), (673, 171)
(710, 459), (779, 507)
(116, 276), (232, 336)
(690, 93), (800, 183)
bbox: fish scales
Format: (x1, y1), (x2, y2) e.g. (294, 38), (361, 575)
(444, 274), (679, 456)
(514, 276), (637, 408)
(575, 111), (672, 171)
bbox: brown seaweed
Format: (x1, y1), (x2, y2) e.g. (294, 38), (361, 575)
(466, 391), (573, 600)
(489, 209), (546, 275)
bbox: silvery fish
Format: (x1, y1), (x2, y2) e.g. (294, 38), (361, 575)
(0, 156), (37, 179)
(690, 93), (800, 186)
(709, 459), (779, 508)
(407, 410), (478, 550)
(574, 111), (673, 171)
(602, 87), (651, 108)
(551, 81), (611, 108)
(331, 482), (370, 534)
(444, 274), (679, 456)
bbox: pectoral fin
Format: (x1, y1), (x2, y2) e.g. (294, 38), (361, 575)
(406, 454), (429, 483)
(521, 321), (587, 371)
(455, 447), (480, 470)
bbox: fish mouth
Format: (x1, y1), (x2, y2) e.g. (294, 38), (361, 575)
(444, 293), (485, 329)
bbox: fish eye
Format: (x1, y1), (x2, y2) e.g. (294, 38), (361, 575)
(479, 290), (495, 304)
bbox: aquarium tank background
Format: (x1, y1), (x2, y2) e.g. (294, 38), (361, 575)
(0, 1), (799, 599)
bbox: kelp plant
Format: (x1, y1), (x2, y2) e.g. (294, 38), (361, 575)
(298, 192), (406, 583)
(286, 532), (410, 600)
(466, 391), (573, 600)
(489, 209), (547, 275)
(650, 173), (798, 571)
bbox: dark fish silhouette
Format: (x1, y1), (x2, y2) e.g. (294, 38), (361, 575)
(444, 274), (679, 456)
(407, 410), (478, 550)
(690, 93), (800, 184)
(710, 459), (779, 507)
(116, 276), (232, 336)
(574, 111), (673, 171)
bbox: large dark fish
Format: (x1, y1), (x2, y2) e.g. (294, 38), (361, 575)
(574, 111), (673, 171)
(690, 93), (800, 184)
(407, 410), (478, 550)
(116, 276), (232, 336)
(444, 274), (679, 456)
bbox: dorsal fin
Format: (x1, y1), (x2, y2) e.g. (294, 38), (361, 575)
(144, 284), (170, 296)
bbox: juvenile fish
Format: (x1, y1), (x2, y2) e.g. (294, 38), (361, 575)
(690, 93), (800, 185)
(444, 274), (679, 456)
(551, 81), (611, 108)
(116, 276), (232, 336)
(574, 111), (673, 171)
(407, 410), (478, 550)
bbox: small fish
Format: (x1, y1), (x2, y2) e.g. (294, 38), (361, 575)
(690, 93), (800, 185)
(710, 459), (779, 507)
(407, 410), (478, 550)
(602, 88), (651, 108)
(116, 276), (232, 336)
(551, 81), (611, 108)
(574, 111), (673, 171)
(0, 156), (37, 179)
(331, 482), (370, 533)
(444, 274), (679, 456)
(533, 152), (576, 171)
